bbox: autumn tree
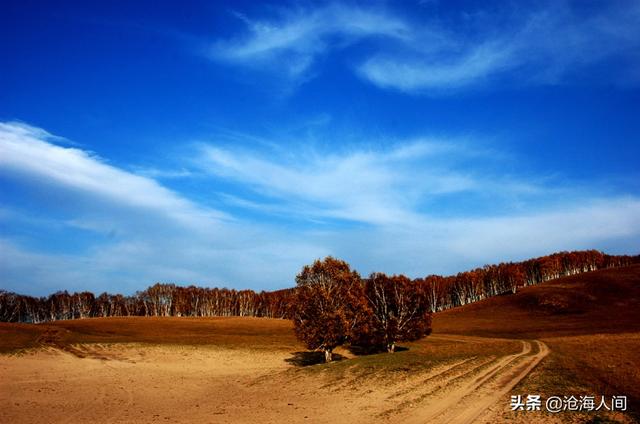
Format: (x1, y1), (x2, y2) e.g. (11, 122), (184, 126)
(0, 250), (636, 324)
(421, 275), (451, 312)
(293, 256), (367, 362)
(71, 292), (94, 319)
(363, 273), (432, 352)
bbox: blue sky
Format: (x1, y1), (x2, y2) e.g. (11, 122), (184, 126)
(1, 0), (639, 296)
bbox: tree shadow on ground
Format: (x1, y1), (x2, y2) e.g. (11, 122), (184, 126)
(285, 351), (346, 367)
(348, 345), (409, 356)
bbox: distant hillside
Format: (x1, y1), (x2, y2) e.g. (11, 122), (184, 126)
(1, 249), (637, 323)
(434, 264), (640, 339)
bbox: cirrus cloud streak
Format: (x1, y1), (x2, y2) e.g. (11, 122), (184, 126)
(1, 121), (639, 295)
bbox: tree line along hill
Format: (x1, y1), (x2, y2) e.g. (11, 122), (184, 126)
(1, 250), (637, 325)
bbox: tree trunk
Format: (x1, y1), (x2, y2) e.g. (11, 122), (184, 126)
(387, 342), (396, 353)
(324, 348), (333, 362)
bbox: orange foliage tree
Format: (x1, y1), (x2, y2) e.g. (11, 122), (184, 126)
(363, 273), (432, 352)
(292, 257), (368, 362)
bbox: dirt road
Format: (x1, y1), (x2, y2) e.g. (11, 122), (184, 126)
(399, 336), (549, 423)
(0, 335), (548, 424)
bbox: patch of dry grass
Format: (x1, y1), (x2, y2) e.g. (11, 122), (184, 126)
(489, 333), (640, 423)
(2, 265), (639, 422)
(434, 265), (640, 339)
(295, 335), (521, 387)
(0, 323), (46, 353)
(432, 265), (640, 423)
(0, 316), (300, 354)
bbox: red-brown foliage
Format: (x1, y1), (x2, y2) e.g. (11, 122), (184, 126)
(361, 273), (432, 352)
(292, 257), (367, 361)
(0, 250), (636, 326)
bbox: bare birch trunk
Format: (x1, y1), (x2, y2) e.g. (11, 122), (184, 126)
(324, 349), (333, 362)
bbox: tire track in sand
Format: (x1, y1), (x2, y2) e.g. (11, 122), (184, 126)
(446, 340), (549, 424)
(402, 337), (549, 424)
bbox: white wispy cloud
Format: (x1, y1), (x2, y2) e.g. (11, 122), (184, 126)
(209, 3), (409, 77)
(0, 122), (327, 294)
(132, 166), (196, 179)
(358, 41), (514, 92)
(196, 136), (562, 226)
(1, 121), (639, 295)
(360, 1), (640, 92)
(210, 1), (640, 92)
(198, 139), (490, 225)
(326, 196), (640, 278)
(0, 122), (228, 230)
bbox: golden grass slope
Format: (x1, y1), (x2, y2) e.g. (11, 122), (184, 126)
(1, 265), (639, 423)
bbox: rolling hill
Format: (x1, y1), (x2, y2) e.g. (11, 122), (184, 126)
(434, 264), (640, 421)
(1, 265), (638, 423)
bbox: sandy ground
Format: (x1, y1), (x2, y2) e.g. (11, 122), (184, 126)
(0, 336), (558, 424)
(3, 266), (639, 423)
(404, 337), (549, 424)
(1, 344), (295, 424)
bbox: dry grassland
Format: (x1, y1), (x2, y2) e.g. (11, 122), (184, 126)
(1, 265), (639, 423)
